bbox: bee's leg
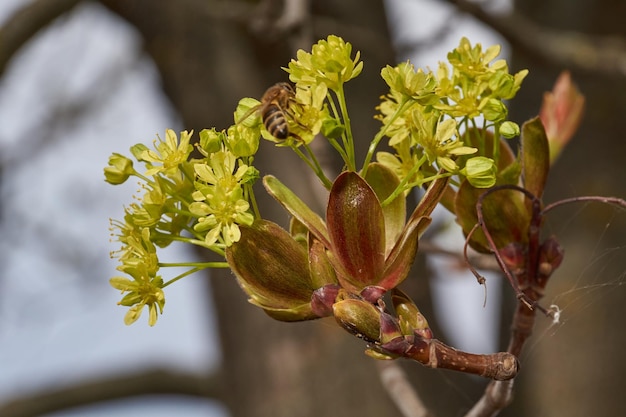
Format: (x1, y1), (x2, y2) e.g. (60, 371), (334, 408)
(283, 106), (308, 129)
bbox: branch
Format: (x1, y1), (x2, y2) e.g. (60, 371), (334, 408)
(0, 0), (83, 77)
(0, 368), (221, 417)
(377, 361), (434, 417)
(442, 0), (626, 77)
(419, 240), (501, 272)
(464, 380), (514, 417)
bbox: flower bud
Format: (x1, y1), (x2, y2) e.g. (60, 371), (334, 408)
(461, 156), (497, 188)
(481, 98), (507, 122)
(391, 289), (432, 339)
(198, 128), (225, 155)
(539, 71), (585, 163)
(537, 236), (564, 287)
(227, 124), (260, 157)
(226, 220), (319, 321)
(500, 121), (520, 138)
(333, 298), (381, 343)
(104, 153), (135, 185)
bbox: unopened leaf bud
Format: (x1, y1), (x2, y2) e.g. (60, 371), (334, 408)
(333, 298), (381, 343)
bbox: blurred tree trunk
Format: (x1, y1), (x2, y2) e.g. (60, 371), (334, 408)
(506, 1), (626, 416)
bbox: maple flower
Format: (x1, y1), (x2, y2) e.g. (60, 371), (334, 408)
(287, 35), (363, 91)
(142, 129), (193, 177)
(190, 149), (254, 247)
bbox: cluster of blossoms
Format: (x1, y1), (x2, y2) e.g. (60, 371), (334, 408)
(105, 34), (536, 366)
(374, 38), (527, 191)
(105, 129), (259, 325)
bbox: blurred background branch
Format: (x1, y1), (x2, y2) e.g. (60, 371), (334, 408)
(0, 369), (220, 417)
(443, 0), (626, 77)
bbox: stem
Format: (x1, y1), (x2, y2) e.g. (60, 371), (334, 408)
(542, 195), (626, 213)
(471, 117), (484, 155)
(247, 184), (261, 219)
(377, 362), (432, 417)
(386, 336), (518, 381)
(380, 154), (428, 207)
(159, 261), (229, 269)
(464, 380), (515, 417)
(291, 146), (332, 189)
(492, 121), (501, 163)
(362, 97), (412, 176)
(303, 143), (333, 189)
(325, 91), (351, 165)
(181, 237), (226, 257)
(162, 267), (202, 287)
(335, 82), (356, 170)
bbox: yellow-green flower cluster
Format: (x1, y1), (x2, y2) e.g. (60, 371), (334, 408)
(282, 35), (365, 172)
(190, 147), (255, 247)
(375, 37), (527, 190)
(287, 35), (363, 91)
(106, 128), (259, 325)
(110, 227), (164, 326)
(438, 37), (527, 120)
(233, 83), (330, 147)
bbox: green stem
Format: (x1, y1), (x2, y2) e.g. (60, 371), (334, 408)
(335, 82), (356, 170)
(362, 97), (412, 177)
(325, 136), (350, 164)
(406, 171), (452, 189)
(246, 183), (261, 219)
(160, 261), (229, 269)
(162, 267), (201, 288)
(471, 118), (484, 156)
(291, 146), (327, 184)
(492, 122), (501, 163)
(325, 90), (352, 168)
(303, 143), (333, 189)
(181, 237), (226, 257)
(161, 260), (230, 287)
(381, 154), (427, 207)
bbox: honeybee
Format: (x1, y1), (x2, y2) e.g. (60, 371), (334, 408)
(239, 82), (302, 141)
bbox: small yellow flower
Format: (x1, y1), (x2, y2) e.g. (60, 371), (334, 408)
(110, 275), (165, 326)
(190, 186), (254, 247)
(104, 153), (135, 185)
(142, 129), (193, 177)
(419, 118), (476, 172)
(190, 149), (255, 247)
(287, 35), (363, 91)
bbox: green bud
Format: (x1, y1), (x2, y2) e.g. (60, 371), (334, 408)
(199, 128), (224, 154)
(391, 289), (432, 339)
(461, 156), (497, 188)
(333, 298), (381, 343)
(130, 143), (149, 161)
(321, 118), (345, 139)
(227, 124), (260, 157)
(500, 121), (520, 138)
(240, 166), (260, 186)
(104, 153), (135, 184)
(481, 98), (507, 122)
